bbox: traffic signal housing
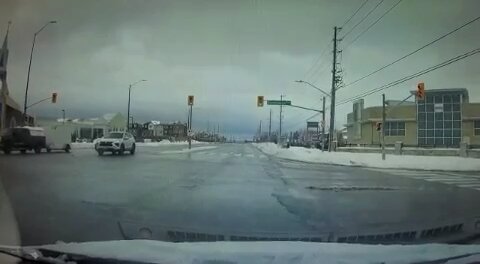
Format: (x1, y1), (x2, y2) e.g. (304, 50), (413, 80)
(188, 95), (194, 106)
(51, 92), (57, 103)
(376, 122), (382, 132)
(257, 96), (264, 107)
(417, 82), (425, 100)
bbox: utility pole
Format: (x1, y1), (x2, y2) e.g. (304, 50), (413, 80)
(322, 97), (326, 152)
(328, 26), (339, 152)
(268, 109), (272, 142)
(382, 93), (386, 160)
(279, 95), (284, 144)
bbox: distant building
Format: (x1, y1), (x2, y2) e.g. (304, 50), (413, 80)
(142, 121), (188, 141)
(346, 88), (480, 148)
(37, 112), (127, 141)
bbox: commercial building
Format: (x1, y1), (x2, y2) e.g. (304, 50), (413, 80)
(142, 121), (188, 141)
(37, 112), (127, 141)
(346, 88), (480, 148)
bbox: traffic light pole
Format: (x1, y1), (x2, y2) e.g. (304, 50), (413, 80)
(268, 109), (272, 142)
(322, 96), (326, 152)
(279, 95), (284, 144)
(382, 93), (386, 160)
(188, 104), (193, 149)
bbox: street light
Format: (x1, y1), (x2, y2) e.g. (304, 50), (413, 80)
(295, 80), (329, 151)
(23, 20), (57, 123)
(295, 80), (331, 97)
(127, 79), (147, 130)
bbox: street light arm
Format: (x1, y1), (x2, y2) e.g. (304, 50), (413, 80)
(295, 80), (331, 97)
(35, 21), (56, 35)
(130, 79), (147, 88)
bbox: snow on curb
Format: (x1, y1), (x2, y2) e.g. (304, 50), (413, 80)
(160, 146), (217, 154)
(71, 140), (208, 149)
(253, 143), (480, 171)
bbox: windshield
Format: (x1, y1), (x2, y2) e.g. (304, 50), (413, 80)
(1, 0), (480, 260)
(105, 133), (124, 139)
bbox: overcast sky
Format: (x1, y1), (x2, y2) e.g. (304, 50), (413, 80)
(1, 0), (479, 138)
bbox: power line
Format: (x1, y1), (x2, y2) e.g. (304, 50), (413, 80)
(341, 0), (385, 38)
(300, 0), (369, 82)
(302, 41), (332, 81)
(341, 0), (370, 28)
(343, 15), (480, 88)
(344, 0), (404, 50)
(336, 48), (480, 106)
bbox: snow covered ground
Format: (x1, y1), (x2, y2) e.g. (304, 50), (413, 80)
(253, 143), (480, 171)
(71, 140), (208, 149)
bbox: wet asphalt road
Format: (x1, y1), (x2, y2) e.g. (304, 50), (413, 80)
(1, 143), (480, 245)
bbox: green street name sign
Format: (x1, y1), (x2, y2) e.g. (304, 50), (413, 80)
(267, 100), (291, 105)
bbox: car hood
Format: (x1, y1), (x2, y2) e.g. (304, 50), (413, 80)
(28, 240), (480, 264)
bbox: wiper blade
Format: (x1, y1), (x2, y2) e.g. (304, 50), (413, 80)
(0, 245), (155, 264)
(0, 246), (71, 264)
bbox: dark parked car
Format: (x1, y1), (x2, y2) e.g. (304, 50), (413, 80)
(0, 127), (47, 154)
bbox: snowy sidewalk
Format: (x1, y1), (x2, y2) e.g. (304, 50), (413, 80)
(253, 143), (480, 172)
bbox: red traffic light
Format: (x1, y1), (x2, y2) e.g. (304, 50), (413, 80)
(257, 96), (264, 107)
(51, 92), (58, 103)
(417, 82), (425, 100)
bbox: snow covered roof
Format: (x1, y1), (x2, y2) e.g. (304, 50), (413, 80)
(102, 113), (118, 122)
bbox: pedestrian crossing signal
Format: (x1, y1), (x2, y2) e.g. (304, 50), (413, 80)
(188, 95), (194, 106)
(51, 92), (57, 103)
(417, 82), (425, 100)
(376, 122), (382, 132)
(257, 96), (264, 107)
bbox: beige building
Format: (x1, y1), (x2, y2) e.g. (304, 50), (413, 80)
(346, 88), (480, 148)
(37, 112), (127, 141)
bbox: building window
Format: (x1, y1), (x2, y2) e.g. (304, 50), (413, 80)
(385, 121), (405, 136)
(417, 92), (463, 147)
(475, 120), (480, 136)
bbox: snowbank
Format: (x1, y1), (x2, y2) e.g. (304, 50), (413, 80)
(160, 146), (217, 154)
(253, 143), (480, 171)
(139, 140), (208, 147)
(70, 142), (94, 149)
(71, 140), (208, 149)
(33, 240), (480, 264)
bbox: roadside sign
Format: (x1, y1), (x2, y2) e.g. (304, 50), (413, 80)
(188, 130), (194, 137)
(267, 100), (291, 106)
(307, 121), (319, 128)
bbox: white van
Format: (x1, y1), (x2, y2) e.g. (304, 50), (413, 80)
(43, 125), (73, 153)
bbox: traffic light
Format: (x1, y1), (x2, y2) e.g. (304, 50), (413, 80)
(188, 95), (194, 106)
(51, 92), (57, 103)
(376, 122), (382, 132)
(257, 96), (264, 107)
(417, 82), (425, 100)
